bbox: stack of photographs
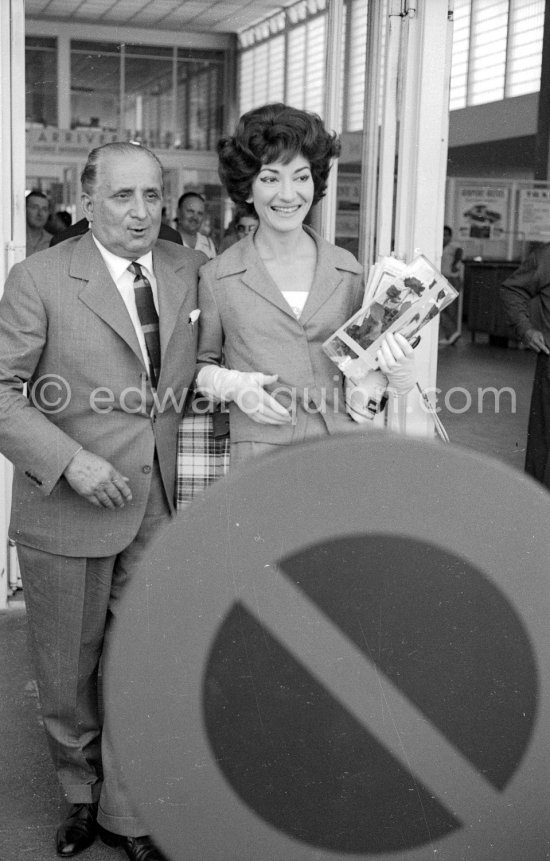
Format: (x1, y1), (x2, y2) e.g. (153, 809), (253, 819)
(323, 254), (458, 381)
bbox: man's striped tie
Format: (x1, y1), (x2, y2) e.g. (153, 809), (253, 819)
(128, 261), (161, 389)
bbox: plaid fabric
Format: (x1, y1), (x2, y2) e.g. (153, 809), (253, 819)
(176, 411), (230, 509)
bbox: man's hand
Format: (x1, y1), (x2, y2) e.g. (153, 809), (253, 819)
(524, 328), (550, 355)
(63, 449), (132, 509)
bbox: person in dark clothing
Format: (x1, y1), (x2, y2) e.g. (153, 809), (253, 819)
(46, 210), (73, 236)
(501, 243), (550, 489)
(50, 216), (183, 247)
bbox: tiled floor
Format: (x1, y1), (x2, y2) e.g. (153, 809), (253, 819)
(0, 608), (118, 861)
(0, 332), (540, 861)
(435, 331), (536, 473)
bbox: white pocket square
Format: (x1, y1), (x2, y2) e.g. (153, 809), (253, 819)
(189, 309), (201, 325)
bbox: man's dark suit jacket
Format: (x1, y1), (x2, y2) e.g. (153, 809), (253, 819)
(50, 217), (182, 246)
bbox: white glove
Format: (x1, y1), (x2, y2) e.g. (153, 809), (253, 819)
(196, 366), (292, 425)
(376, 331), (416, 396)
(345, 370), (388, 423)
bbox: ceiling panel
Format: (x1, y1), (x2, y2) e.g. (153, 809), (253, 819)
(25, 0), (291, 33)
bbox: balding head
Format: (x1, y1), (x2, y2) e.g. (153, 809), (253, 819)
(81, 143), (164, 259)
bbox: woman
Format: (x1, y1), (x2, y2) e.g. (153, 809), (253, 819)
(196, 103), (416, 467)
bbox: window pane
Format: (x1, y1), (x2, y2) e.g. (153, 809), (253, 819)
(239, 50), (254, 113)
(238, 35), (285, 115)
(305, 16), (326, 115)
(253, 43), (270, 106)
(469, 0), (509, 106)
(347, 0), (368, 131)
(176, 60), (223, 150)
(506, 0), (544, 97)
(268, 35), (285, 103)
(71, 46), (120, 131)
(175, 50), (225, 150)
(449, 0), (472, 110)
(287, 25), (306, 108)
(26, 37), (57, 126)
(207, 64), (223, 150)
(123, 56), (173, 148)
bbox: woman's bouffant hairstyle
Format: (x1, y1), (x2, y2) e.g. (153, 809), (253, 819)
(217, 103), (341, 206)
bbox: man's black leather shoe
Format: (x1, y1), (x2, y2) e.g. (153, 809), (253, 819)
(56, 802), (98, 857)
(99, 826), (168, 860)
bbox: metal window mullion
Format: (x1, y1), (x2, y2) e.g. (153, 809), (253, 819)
(58, 33), (70, 128)
(466, 0), (474, 106)
(341, 0), (353, 130)
(303, 21), (308, 106)
(0, 0), (25, 608)
(207, 63), (213, 150)
(392, 0), (453, 437)
(252, 45), (257, 105)
(187, 65), (194, 148)
(119, 44), (125, 139)
(358, 0), (385, 266)
(171, 47), (177, 150)
(376, 9), (401, 257)
(267, 39), (271, 103)
(504, 0), (513, 97)
(224, 40), (236, 134)
(283, 17), (290, 102)
(319, 0), (344, 241)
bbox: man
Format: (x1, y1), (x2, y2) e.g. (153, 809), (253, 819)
(0, 142), (204, 859)
(218, 202), (259, 253)
(439, 225), (464, 345)
(501, 243), (550, 488)
(176, 191), (216, 258)
(25, 189), (53, 255)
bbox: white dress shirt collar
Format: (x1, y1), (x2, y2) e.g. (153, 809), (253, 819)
(92, 235), (154, 281)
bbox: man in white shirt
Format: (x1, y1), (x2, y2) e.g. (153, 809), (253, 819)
(176, 190), (217, 258)
(25, 189), (53, 256)
(0, 142), (205, 860)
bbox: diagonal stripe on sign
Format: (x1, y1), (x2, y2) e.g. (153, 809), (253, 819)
(238, 565), (502, 825)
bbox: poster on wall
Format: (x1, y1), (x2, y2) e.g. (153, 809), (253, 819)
(457, 186), (509, 241)
(517, 189), (550, 243)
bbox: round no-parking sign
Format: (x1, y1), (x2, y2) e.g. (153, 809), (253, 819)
(106, 433), (550, 861)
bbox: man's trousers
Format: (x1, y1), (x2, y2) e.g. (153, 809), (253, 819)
(17, 461), (170, 837)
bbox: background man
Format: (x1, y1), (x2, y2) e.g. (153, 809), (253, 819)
(439, 224), (464, 345)
(501, 243), (550, 488)
(176, 190), (217, 258)
(25, 189), (52, 256)
(218, 202), (259, 253)
(0, 142), (204, 860)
